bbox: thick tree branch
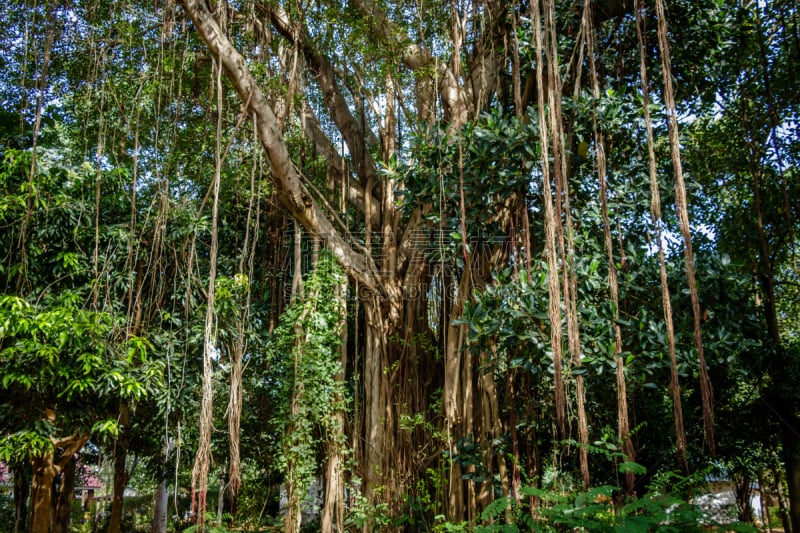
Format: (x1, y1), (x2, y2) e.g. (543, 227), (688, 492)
(347, 0), (467, 124)
(298, 105), (380, 228)
(178, 0), (378, 288)
(347, 0), (433, 70)
(52, 434), (89, 470)
(265, 5), (381, 187)
(348, 0), (509, 127)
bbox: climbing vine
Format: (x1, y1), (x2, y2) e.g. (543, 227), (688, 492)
(266, 250), (347, 532)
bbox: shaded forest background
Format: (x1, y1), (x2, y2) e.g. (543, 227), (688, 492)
(0, 0), (798, 531)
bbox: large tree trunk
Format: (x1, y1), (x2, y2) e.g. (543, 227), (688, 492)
(443, 271), (471, 522)
(321, 277), (348, 533)
(362, 298), (390, 502)
(30, 450), (57, 533)
(29, 433), (87, 533)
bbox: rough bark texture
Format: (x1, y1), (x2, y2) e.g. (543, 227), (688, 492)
(361, 299), (390, 502)
(732, 473), (755, 523)
(179, 0), (378, 289)
(30, 454), (56, 533)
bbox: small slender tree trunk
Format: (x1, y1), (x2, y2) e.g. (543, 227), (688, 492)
(285, 337), (306, 533)
(108, 404), (131, 533)
(151, 438), (173, 533)
(52, 455), (76, 533)
(759, 472), (771, 531)
(507, 372), (523, 506)
(481, 341), (510, 523)
(108, 446), (128, 532)
(216, 465), (225, 527)
(292, 220), (303, 300)
(784, 436), (800, 533)
(13, 463), (30, 533)
(227, 341), (244, 517)
(773, 455), (793, 533)
(733, 473), (755, 524)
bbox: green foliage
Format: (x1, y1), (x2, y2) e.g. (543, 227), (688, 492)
(344, 482), (392, 531)
(267, 250), (346, 513)
(0, 293), (162, 458)
(431, 481), (759, 533)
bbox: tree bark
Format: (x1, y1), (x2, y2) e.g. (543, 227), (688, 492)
(151, 438), (173, 533)
(216, 466), (225, 528)
(362, 298), (390, 501)
(52, 455), (76, 533)
(772, 453), (793, 533)
(29, 434), (87, 533)
(443, 270), (471, 522)
(30, 451), (57, 533)
(321, 277), (348, 533)
(285, 324), (307, 533)
(733, 473), (755, 524)
(108, 404), (132, 533)
(13, 462), (30, 533)
(784, 428), (800, 533)
(178, 0), (378, 290)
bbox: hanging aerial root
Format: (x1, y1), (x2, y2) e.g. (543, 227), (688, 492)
(653, 0), (715, 455)
(635, 0), (689, 471)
